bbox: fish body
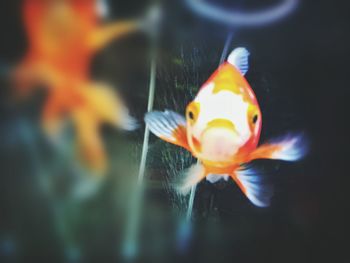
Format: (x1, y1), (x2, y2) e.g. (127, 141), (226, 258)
(17, 0), (139, 89)
(22, 0), (97, 78)
(14, 0), (139, 173)
(145, 48), (306, 207)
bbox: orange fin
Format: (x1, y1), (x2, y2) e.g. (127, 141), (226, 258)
(232, 167), (273, 207)
(248, 133), (307, 162)
(79, 83), (138, 131)
(89, 21), (139, 51)
(145, 110), (189, 150)
(73, 109), (106, 174)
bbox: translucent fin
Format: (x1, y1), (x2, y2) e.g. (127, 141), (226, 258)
(177, 164), (206, 195)
(120, 109), (139, 131)
(96, 0), (109, 18)
(249, 133), (307, 162)
(227, 47), (250, 75)
(145, 110), (189, 149)
(206, 174), (229, 183)
(234, 167), (273, 207)
(270, 133), (308, 161)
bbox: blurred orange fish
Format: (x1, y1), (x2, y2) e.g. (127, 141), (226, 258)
(14, 0), (140, 173)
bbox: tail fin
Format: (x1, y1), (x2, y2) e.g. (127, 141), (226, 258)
(233, 166), (273, 207)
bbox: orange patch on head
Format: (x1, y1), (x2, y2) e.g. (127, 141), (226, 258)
(209, 63), (257, 105)
(212, 64), (243, 95)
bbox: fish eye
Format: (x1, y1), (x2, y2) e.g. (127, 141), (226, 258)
(187, 102), (200, 123)
(252, 114), (258, 124)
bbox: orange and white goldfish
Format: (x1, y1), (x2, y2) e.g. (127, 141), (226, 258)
(16, 0), (140, 90)
(14, 0), (140, 173)
(145, 48), (307, 207)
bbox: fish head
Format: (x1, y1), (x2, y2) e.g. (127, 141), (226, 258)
(186, 63), (262, 163)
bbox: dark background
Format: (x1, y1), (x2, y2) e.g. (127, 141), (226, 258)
(0, 0), (349, 262)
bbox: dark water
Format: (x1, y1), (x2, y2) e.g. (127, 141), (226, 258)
(0, 0), (348, 262)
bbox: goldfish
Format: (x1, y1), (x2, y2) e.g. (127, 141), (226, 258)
(14, 0), (141, 173)
(145, 48), (307, 207)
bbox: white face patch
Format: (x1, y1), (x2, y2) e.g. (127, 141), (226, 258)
(192, 82), (251, 147)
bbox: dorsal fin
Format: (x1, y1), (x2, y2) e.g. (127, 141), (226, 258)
(227, 47), (250, 75)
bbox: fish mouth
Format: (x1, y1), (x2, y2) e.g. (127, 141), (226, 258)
(201, 128), (241, 161)
(188, 125), (242, 166)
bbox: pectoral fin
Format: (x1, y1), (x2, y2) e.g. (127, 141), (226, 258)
(145, 110), (189, 150)
(89, 21), (139, 51)
(248, 133), (307, 162)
